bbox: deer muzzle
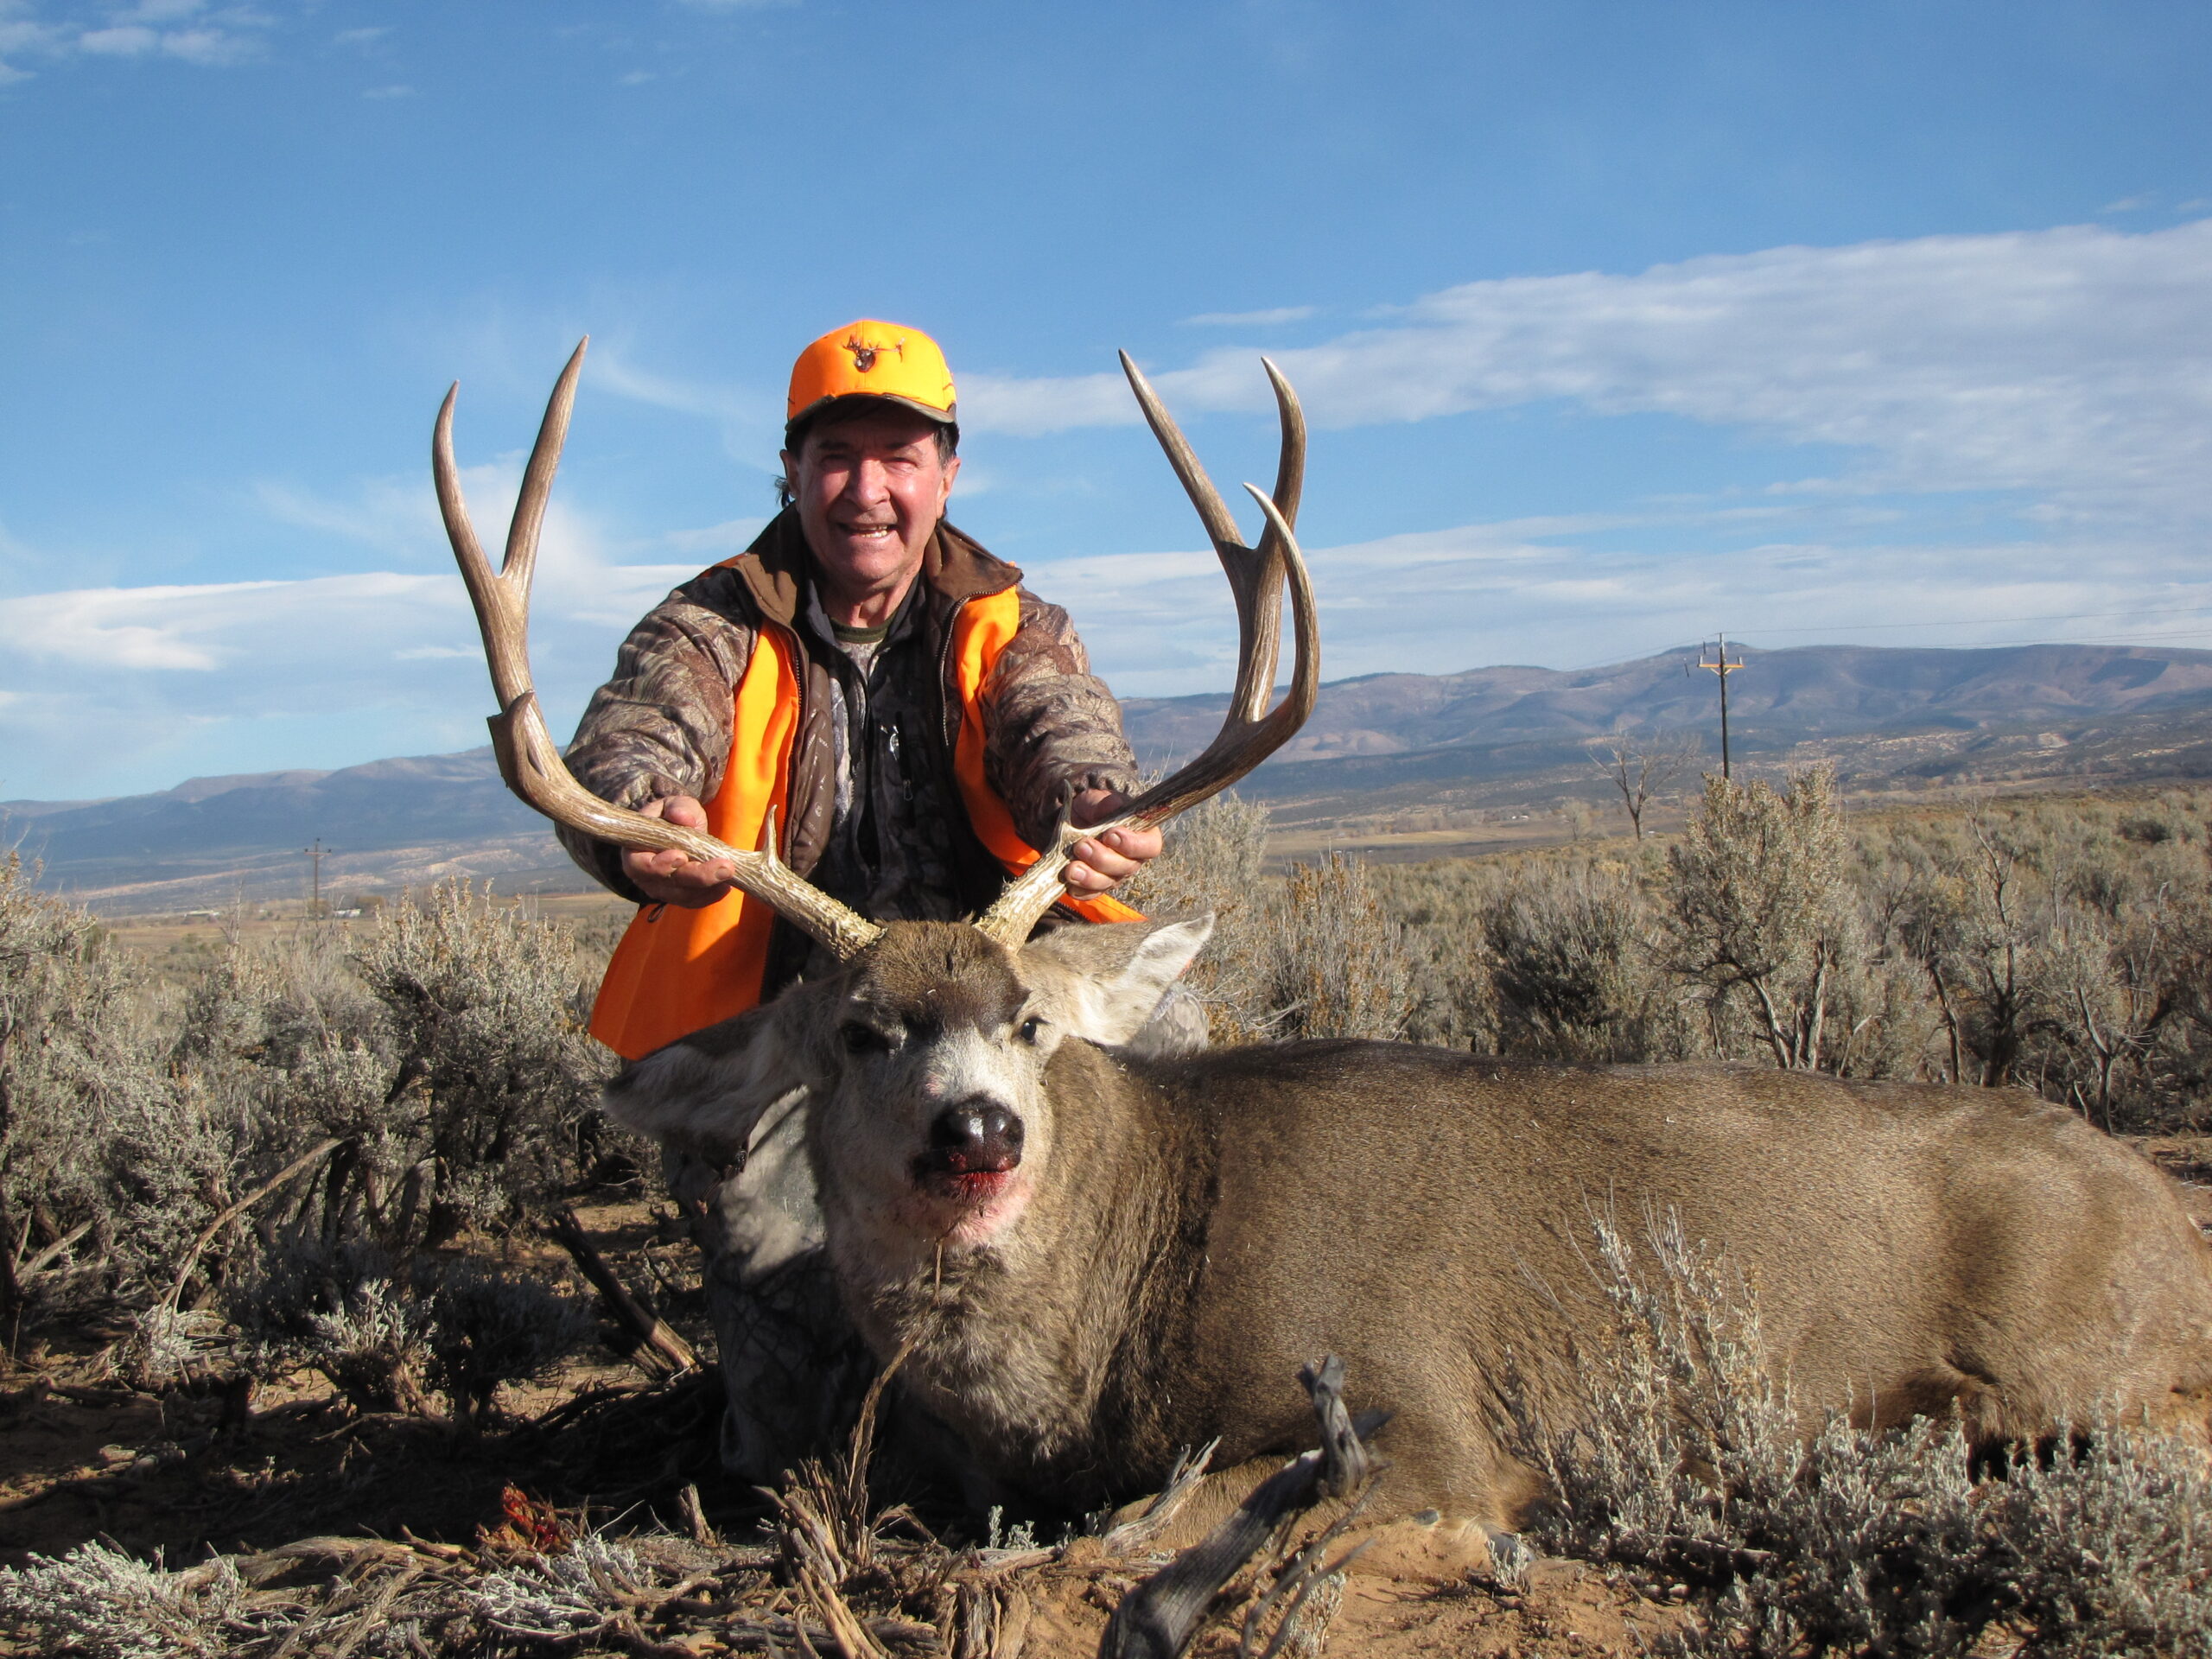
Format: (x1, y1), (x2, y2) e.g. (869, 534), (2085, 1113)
(916, 1101), (1025, 1200)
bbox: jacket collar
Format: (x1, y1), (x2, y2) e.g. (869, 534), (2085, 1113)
(726, 507), (1020, 628)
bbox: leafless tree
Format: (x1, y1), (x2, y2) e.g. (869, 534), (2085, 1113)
(1587, 728), (1701, 840)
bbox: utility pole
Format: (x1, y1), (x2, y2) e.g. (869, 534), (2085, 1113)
(1693, 635), (1746, 780)
(303, 838), (329, 918)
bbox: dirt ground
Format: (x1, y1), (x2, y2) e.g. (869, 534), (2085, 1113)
(0, 1195), (1700, 1656)
(12, 1142), (2206, 1656)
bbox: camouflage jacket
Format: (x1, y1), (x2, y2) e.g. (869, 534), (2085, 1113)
(559, 510), (1137, 965)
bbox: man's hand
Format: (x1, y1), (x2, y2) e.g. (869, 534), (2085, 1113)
(1064, 789), (1163, 896)
(621, 796), (741, 908)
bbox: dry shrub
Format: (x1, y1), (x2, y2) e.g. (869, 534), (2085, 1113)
(1659, 766), (1862, 1071)
(1473, 857), (1689, 1062)
(350, 881), (611, 1246)
(1255, 854), (1418, 1042)
(1128, 799), (1417, 1041)
(228, 1231), (590, 1422)
(1120, 791), (1274, 1041)
(0, 855), (252, 1316)
(1510, 1211), (2212, 1657)
(0, 865), (615, 1353)
(0, 1541), (246, 1659)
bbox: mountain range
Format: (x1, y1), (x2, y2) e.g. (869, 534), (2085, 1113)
(15, 641), (2212, 912)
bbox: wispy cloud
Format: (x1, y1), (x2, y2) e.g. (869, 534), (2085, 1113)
(1180, 305), (1318, 327)
(0, 0), (272, 76)
(1044, 502), (2212, 698)
(0, 572), (457, 672)
(965, 219), (2212, 523)
(360, 83), (411, 99)
(0, 463), (723, 795)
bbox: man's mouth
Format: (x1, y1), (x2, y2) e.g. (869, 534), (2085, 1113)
(836, 523), (898, 543)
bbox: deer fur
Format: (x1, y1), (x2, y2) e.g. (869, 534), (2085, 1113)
(605, 916), (2212, 1529)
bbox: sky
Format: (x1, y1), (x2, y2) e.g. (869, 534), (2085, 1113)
(3, 1), (2210, 801)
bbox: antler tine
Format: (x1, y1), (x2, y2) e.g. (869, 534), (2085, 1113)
(1119, 352), (1304, 729)
(974, 359), (1320, 950)
(434, 343), (886, 963)
(1258, 356), (1306, 550)
(503, 336), (586, 597)
(1119, 351), (1243, 553)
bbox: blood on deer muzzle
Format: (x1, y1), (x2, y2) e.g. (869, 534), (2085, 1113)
(918, 1102), (1025, 1200)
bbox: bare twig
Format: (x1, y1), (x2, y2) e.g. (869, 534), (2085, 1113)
(1103, 1439), (1222, 1557)
(17, 1219), (90, 1281)
(1100, 1357), (1387, 1659)
(161, 1136), (346, 1311)
(544, 1206), (699, 1379)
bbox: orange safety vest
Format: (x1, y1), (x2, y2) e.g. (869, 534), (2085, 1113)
(588, 588), (1141, 1059)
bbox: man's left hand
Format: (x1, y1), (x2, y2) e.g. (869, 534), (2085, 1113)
(1064, 790), (1163, 895)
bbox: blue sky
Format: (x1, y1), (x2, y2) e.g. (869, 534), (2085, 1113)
(3, 1), (2210, 800)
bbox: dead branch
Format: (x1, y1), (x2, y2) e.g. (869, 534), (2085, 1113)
(1099, 1357), (1387, 1659)
(545, 1205), (699, 1379)
(161, 1136), (346, 1311)
(1102, 1440), (1220, 1558)
(16, 1218), (90, 1281)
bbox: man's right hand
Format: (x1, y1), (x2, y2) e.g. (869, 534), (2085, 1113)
(622, 796), (741, 908)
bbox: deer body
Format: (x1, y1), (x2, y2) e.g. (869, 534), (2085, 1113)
(608, 918), (2212, 1528)
(435, 346), (2212, 1529)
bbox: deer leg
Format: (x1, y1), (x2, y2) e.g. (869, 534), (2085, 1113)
(673, 1090), (875, 1484)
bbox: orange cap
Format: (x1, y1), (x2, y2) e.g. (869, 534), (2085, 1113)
(786, 320), (957, 429)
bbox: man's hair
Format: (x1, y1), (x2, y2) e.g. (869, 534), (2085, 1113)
(776, 398), (959, 509)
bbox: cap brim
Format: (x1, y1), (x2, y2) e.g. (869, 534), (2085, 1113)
(788, 392), (957, 428)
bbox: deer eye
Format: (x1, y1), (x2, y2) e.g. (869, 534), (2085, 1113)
(841, 1021), (894, 1056)
(1017, 1015), (1045, 1045)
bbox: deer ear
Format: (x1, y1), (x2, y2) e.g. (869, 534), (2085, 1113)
(601, 984), (824, 1162)
(1022, 915), (1215, 1046)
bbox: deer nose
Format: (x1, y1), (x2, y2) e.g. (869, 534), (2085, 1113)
(928, 1101), (1025, 1173)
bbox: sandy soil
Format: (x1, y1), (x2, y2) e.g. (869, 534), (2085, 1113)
(0, 1198), (1688, 1656)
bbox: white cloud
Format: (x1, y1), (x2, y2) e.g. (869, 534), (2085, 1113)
(360, 82), (411, 99)
(75, 22), (153, 52)
(964, 220), (2212, 522)
(1180, 306), (1318, 327)
(332, 25), (384, 46)
(1052, 501), (2212, 700)
(0, 572), (456, 671)
(590, 349), (767, 427)
(0, 0), (269, 74)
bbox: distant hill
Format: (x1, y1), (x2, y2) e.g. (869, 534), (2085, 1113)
(1122, 641), (2212, 767)
(15, 641), (2212, 911)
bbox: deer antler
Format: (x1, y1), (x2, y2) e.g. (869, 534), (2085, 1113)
(974, 355), (1319, 948)
(433, 339), (885, 962)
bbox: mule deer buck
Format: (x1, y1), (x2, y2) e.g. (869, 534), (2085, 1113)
(435, 344), (2212, 1532)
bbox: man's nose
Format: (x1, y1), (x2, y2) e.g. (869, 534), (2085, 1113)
(839, 457), (891, 505)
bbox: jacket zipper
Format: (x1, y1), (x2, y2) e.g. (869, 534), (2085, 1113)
(938, 597), (964, 753)
(771, 620), (801, 861)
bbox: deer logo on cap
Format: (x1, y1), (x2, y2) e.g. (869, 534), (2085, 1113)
(844, 334), (906, 375)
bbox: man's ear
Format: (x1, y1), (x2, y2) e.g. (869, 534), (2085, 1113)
(1021, 915), (1214, 1046)
(601, 985), (825, 1163)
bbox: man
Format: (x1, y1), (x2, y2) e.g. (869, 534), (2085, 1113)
(558, 320), (1166, 1478)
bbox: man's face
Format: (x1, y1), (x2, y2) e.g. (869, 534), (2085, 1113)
(782, 405), (959, 616)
